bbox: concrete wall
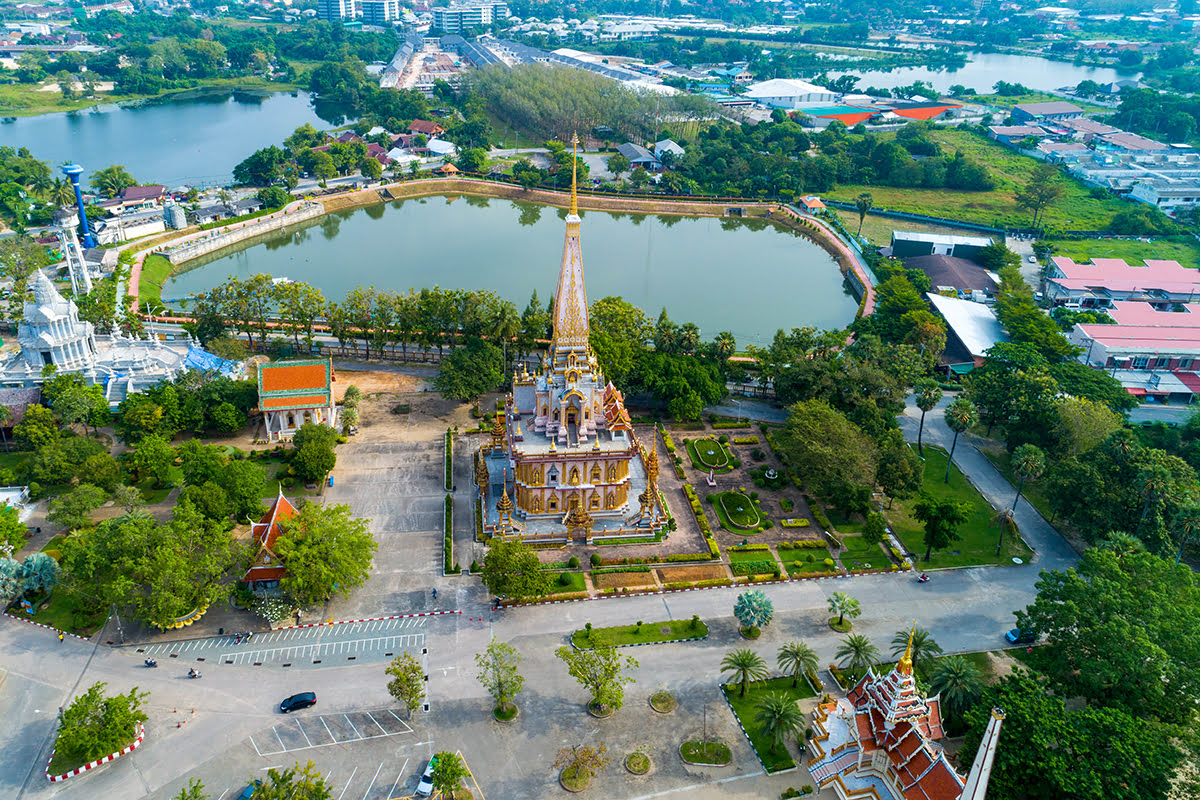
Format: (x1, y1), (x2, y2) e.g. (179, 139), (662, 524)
(162, 202), (325, 265)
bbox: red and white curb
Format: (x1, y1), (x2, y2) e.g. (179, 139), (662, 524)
(273, 609), (462, 631)
(46, 724), (144, 782)
(3, 613), (87, 640)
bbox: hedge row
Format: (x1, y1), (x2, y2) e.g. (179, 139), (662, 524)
(663, 551), (718, 563)
(711, 420), (752, 429)
(781, 518), (811, 528)
(732, 436), (759, 444)
(730, 560), (780, 576)
(783, 539), (827, 549)
(443, 494), (459, 574)
(810, 502), (832, 531)
(591, 565), (655, 575)
(659, 424), (686, 480)
(728, 543), (771, 552)
(443, 429), (453, 491)
(663, 578), (736, 590)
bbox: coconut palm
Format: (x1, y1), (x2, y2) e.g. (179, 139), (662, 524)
(889, 626), (943, 672)
(721, 648), (769, 698)
(836, 634), (880, 674)
(854, 192), (873, 234)
(777, 641), (819, 689)
(1010, 443), (1045, 510)
(49, 177), (75, 208)
(754, 693), (805, 754)
(827, 591), (861, 628)
(943, 396), (978, 484)
(927, 655), (984, 725)
(1098, 531), (1145, 560)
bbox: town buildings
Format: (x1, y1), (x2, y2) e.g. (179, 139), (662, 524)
(317, 0), (356, 21)
(926, 293), (1009, 372)
(743, 78), (837, 108)
(360, 0), (401, 25)
(1011, 100), (1083, 123)
(432, 2), (510, 33)
(1045, 256), (1200, 307)
(476, 142), (665, 543)
(808, 629), (1003, 800)
(257, 359), (339, 443)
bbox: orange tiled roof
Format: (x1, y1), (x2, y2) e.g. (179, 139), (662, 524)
(242, 493), (298, 583)
(262, 394), (330, 410)
(260, 362), (329, 393)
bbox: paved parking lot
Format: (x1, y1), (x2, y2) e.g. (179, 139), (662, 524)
(248, 709), (414, 756)
(134, 618), (427, 668)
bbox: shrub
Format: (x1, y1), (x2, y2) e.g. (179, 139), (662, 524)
(781, 518), (810, 528)
(730, 458), (742, 468)
(590, 553), (602, 567)
(810, 503), (832, 530)
(752, 448), (766, 461)
(823, 557), (835, 568)
(806, 554), (816, 563)
(733, 436), (758, 444)
(764, 520), (773, 529)
(750, 491), (759, 500)
(568, 555), (581, 568)
(729, 542), (771, 552)
(559, 573), (573, 587)
(470, 559), (479, 573)
(281, 476), (295, 487)
(780, 498), (794, 512)
(690, 614), (700, 630)
(718, 434), (729, 444)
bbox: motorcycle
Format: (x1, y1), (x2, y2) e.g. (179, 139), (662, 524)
(917, 573), (930, 584)
(188, 669), (201, 679)
(144, 659), (157, 668)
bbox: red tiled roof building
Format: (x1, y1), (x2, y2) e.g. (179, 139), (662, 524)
(808, 626), (1004, 800)
(257, 358), (338, 442)
(242, 490), (298, 586)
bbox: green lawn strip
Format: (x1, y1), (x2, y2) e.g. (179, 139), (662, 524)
(961, 91), (1109, 113)
(569, 618), (707, 649)
(716, 491), (762, 529)
(978, 445), (1055, 524)
(827, 128), (1131, 231)
(1043, 236), (1200, 270)
(139, 254), (175, 307)
(721, 676), (816, 773)
(686, 437), (732, 471)
(831, 208), (970, 247)
(21, 589), (107, 636)
(887, 447), (1033, 568)
(838, 535), (894, 571)
(679, 740), (732, 765)
(549, 571), (587, 593)
(776, 547), (836, 576)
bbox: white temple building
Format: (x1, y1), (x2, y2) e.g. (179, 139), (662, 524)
(0, 270), (236, 405)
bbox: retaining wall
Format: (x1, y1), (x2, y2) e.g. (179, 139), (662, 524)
(162, 202), (325, 264)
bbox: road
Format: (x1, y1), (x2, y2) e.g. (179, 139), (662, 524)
(0, 394), (1079, 800)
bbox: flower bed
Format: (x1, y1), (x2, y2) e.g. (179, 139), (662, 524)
(592, 571), (657, 590)
(730, 560), (779, 577)
(780, 518), (810, 528)
(657, 565), (729, 582)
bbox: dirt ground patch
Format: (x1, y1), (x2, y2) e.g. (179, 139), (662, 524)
(335, 370), (427, 401)
(593, 571), (658, 589)
(657, 565), (728, 582)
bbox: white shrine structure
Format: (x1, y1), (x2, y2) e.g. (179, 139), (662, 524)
(0, 269), (233, 405)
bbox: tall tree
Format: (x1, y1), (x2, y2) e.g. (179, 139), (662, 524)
(827, 591), (861, 628)
(914, 378), (942, 458)
(835, 633), (881, 674)
(1015, 163), (1065, 229)
(275, 503), (377, 606)
(914, 493), (969, 562)
(479, 538), (551, 601)
(475, 640), (525, 715)
(943, 396), (978, 484)
(777, 641), (819, 689)
(554, 645), (639, 713)
(754, 693), (805, 754)
(927, 655), (984, 729)
(430, 751), (470, 799)
(1010, 443), (1046, 510)
(889, 625), (943, 672)
(385, 652), (425, 717)
(854, 192), (873, 234)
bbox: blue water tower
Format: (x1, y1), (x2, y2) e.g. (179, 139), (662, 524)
(61, 163), (97, 248)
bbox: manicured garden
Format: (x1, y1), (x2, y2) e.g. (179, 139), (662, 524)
(686, 437), (732, 471)
(680, 740), (732, 766)
(549, 571), (587, 593)
(710, 491), (763, 530)
(722, 676), (816, 773)
(569, 618), (708, 649)
(777, 545), (837, 576)
(838, 536), (894, 571)
(888, 447), (1033, 568)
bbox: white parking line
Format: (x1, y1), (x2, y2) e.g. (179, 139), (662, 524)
(274, 727), (286, 752)
(296, 720), (314, 748)
(386, 709), (414, 734)
(321, 715), (337, 743)
(338, 767), (358, 800)
(248, 735), (262, 756)
(388, 760), (408, 800)
(362, 762), (383, 800)
(344, 714), (362, 739)
(368, 713), (388, 736)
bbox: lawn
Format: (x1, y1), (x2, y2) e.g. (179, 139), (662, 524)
(777, 547), (837, 576)
(831, 208), (974, 247)
(1042, 236), (1200, 269)
(547, 571), (586, 594)
(715, 491), (762, 530)
(569, 618), (708, 648)
(839, 535), (895, 571)
(687, 437), (732, 471)
(826, 127), (1133, 232)
(139, 254), (176, 308)
(961, 91), (1109, 113)
(722, 676), (816, 773)
(21, 589), (107, 636)
(887, 446), (1034, 568)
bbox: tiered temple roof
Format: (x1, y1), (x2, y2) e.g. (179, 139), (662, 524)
(242, 490), (297, 583)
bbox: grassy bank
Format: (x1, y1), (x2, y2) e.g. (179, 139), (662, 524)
(1042, 236), (1200, 268)
(0, 77), (303, 118)
(139, 254), (175, 307)
(570, 618), (707, 648)
(826, 128), (1131, 232)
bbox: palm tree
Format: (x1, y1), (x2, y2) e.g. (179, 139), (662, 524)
(490, 301), (521, 377)
(889, 626), (943, 673)
(49, 177), (74, 208)
(721, 648), (769, 698)
(777, 641), (819, 689)
(836, 634), (880, 675)
(993, 508), (1018, 557)
(1098, 531), (1145, 560)
(753, 693), (805, 754)
(27, 169), (53, 200)
(928, 655), (984, 726)
(854, 192), (873, 234)
(943, 396), (978, 484)
(827, 591), (861, 628)
(914, 378), (942, 458)
(1010, 443), (1045, 511)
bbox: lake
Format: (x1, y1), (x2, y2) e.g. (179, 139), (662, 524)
(825, 51), (1141, 95)
(162, 194), (859, 347)
(0, 89), (328, 188)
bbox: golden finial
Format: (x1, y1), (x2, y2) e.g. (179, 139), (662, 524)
(898, 621), (917, 675)
(569, 132), (579, 216)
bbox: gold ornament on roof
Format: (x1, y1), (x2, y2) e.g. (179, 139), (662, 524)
(898, 621), (917, 676)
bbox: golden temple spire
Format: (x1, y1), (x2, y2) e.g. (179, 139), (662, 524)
(898, 621), (917, 676)
(569, 132), (579, 217)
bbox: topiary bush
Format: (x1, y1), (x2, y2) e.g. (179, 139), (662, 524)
(568, 556), (580, 568)
(590, 553), (602, 567)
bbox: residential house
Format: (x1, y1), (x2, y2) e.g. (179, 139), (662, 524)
(616, 142), (657, 170)
(1011, 101), (1084, 123)
(652, 139), (685, 164)
(904, 254), (999, 299)
(987, 125), (1047, 146)
(409, 119), (446, 137)
(118, 184), (167, 212)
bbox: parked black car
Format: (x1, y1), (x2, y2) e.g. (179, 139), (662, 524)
(280, 692), (317, 713)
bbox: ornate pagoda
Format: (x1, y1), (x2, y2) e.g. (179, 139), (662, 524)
(477, 137), (666, 543)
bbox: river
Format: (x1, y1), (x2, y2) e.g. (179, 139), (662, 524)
(0, 88), (329, 188)
(825, 51), (1142, 95)
(162, 194), (859, 347)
